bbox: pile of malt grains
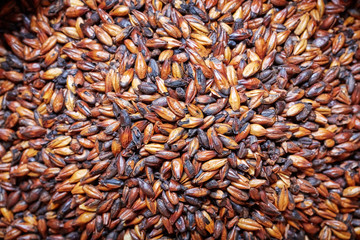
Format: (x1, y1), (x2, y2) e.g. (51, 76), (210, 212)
(0, 0), (360, 239)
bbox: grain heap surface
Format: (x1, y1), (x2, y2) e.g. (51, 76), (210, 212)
(0, 0), (360, 239)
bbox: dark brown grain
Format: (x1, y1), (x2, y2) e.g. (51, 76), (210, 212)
(0, 0), (360, 239)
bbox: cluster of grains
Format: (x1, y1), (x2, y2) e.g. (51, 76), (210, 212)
(0, 0), (360, 239)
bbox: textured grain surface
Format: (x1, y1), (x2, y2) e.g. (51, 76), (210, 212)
(0, 0), (360, 239)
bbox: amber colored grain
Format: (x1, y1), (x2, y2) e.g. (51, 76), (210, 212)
(0, 0), (360, 239)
